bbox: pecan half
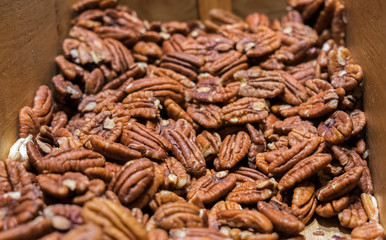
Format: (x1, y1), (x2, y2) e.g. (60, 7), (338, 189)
(316, 166), (364, 202)
(0, 218), (53, 240)
(160, 52), (204, 80)
(187, 104), (223, 129)
(149, 190), (186, 212)
(351, 220), (385, 240)
(160, 157), (191, 190)
(32, 85), (54, 126)
(361, 193), (380, 222)
(61, 223), (103, 240)
(338, 197), (368, 229)
(318, 110), (353, 144)
(316, 195), (349, 218)
(19, 106), (40, 138)
(350, 109), (366, 136)
(170, 227), (229, 240)
(226, 179), (276, 204)
(187, 171), (236, 206)
(206, 51), (248, 82)
(222, 97), (268, 124)
(217, 209), (273, 233)
(291, 181), (317, 224)
(164, 99), (194, 125)
(214, 131), (251, 170)
(154, 202), (204, 230)
(83, 197), (147, 240)
(162, 129), (206, 177)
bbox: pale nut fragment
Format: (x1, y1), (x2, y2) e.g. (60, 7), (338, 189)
(350, 109), (366, 136)
(187, 171), (236, 206)
(278, 153), (332, 191)
(154, 202), (204, 230)
(226, 178), (276, 204)
(257, 201), (305, 235)
(316, 166), (364, 202)
(8, 135), (33, 161)
(214, 131), (251, 170)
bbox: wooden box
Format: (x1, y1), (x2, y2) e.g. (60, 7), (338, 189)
(0, 0), (385, 238)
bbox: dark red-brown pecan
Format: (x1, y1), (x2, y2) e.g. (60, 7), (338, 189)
(121, 91), (160, 119)
(52, 74), (83, 106)
(160, 52), (204, 80)
(217, 209), (273, 233)
(121, 122), (171, 160)
(174, 119), (197, 142)
(55, 55), (84, 80)
(32, 85), (54, 126)
(288, 125), (319, 147)
(27, 142), (105, 174)
(206, 51), (248, 82)
(162, 33), (186, 53)
(162, 128), (206, 177)
(43, 204), (84, 226)
(83, 68), (105, 95)
(0, 218), (54, 240)
(234, 68), (285, 99)
(280, 22), (318, 45)
(187, 171), (236, 206)
(328, 47), (363, 91)
(304, 79), (334, 97)
(133, 41), (162, 59)
(316, 195), (349, 218)
(161, 21), (189, 35)
(272, 116), (312, 135)
(257, 201), (304, 235)
(84, 161), (121, 183)
(350, 109), (366, 136)
(124, 77), (185, 104)
(277, 71), (308, 106)
(108, 158), (154, 205)
(316, 166), (364, 202)
(170, 227), (229, 240)
(154, 201), (204, 230)
(19, 106), (41, 138)
(291, 181), (317, 224)
(214, 131), (251, 170)
(148, 66), (196, 89)
(72, 179), (106, 205)
(332, 146), (373, 194)
(149, 190), (186, 212)
(164, 99), (194, 125)
(351, 220), (385, 240)
(104, 38), (135, 74)
(0, 160), (43, 230)
(338, 197), (368, 229)
(83, 197), (147, 240)
(222, 97), (268, 125)
(226, 178), (276, 204)
(61, 223), (103, 240)
(318, 110), (353, 144)
(196, 130), (221, 160)
(246, 12), (270, 31)
(160, 157), (191, 190)
(187, 104), (223, 129)
(298, 88), (345, 118)
(37, 172), (89, 199)
(266, 136), (324, 177)
(85, 135), (145, 163)
(278, 153), (332, 191)
(208, 201), (242, 230)
(232, 166), (268, 184)
(236, 26), (281, 58)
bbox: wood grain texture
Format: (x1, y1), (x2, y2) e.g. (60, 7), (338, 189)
(346, 0), (386, 226)
(232, 0), (287, 20)
(0, 0), (74, 159)
(198, 0), (232, 20)
(122, 0), (198, 21)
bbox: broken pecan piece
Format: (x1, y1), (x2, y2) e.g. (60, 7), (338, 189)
(160, 157), (190, 190)
(214, 131), (251, 170)
(196, 130), (221, 159)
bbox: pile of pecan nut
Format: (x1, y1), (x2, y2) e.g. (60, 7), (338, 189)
(4, 0), (385, 239)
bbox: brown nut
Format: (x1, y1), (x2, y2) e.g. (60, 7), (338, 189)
(162, 128), (206, 177)
(160, 52), (204, 80)
(222, 97), (269, 125)
(121, 122), (172, 160)
(277, 71), (308, 106)
(217, 209), (273, 233)
(55, 55), (84, 80)
(298, 88), (345, 118)
(361, 193), (380, 222)
(350, 109), (366, 136)
(318, 110), (353, 144)
(32, 85), (54, 126)
(351, 220), (385, 240)
(19, 106), (40, 138)
(316, 166), (364, 202)
(328, 47), (363, 91)
(121, 91), (160, 119)
(61, 223), (103, 240)
(288, 125), (319, 147)
(338, 197), (368, 229)
(232, 166), (268, 184)
(164, 99), (195, 125)
(83, 197), (147, 240)
(187, 104), (223, 129)
(226, 178), (276, 204)
(196, 130), (222, 159)
(246, 12), (270, 30)
(257, 201), (305, 235)
(0, 218), (53, 240)
(149, 190), (186, 212)
(187, 171), (236, 206)
(234, 68), (285, 99)
(170, 227), (229, 240)
(291, 181), (317, 224)
(133, 41), (162, 59)
(316, 195), (350, 218)
(280, 22), (318, 45)
(43, 204), (84, 225)
(208, 201), (242, 230)
(304, 78), (333, 97)
(154, 202), (204, 230)
(278, 153), (332, 191)
(214, 131), (251, 170)
(108, 158), (154, 206)
(160, 157), (191, 190)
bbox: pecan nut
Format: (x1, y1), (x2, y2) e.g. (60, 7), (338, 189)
(291, 181), (317, 224)
(316, 195), (349, 218)
(351, 220), (385, 240)
(187, 104), (223, 129)
(226, 179), (276, 204)
(338, 197), (368, 229)
(222, 97), (269, 124)
(318, 110), (353, 144)
(217, 209), (273, 233)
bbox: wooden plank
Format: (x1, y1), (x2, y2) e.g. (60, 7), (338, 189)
(232, 0), (287, 20)
(122, 0), (198, 21)
(346, 0), (386, 226)
(198, 0), (232, 21)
